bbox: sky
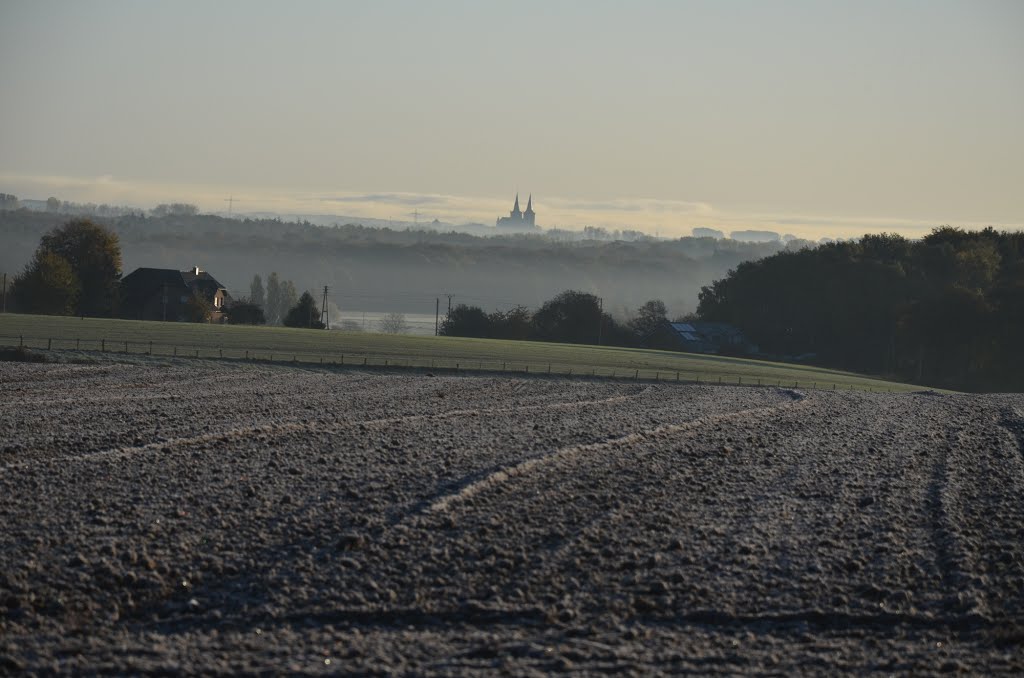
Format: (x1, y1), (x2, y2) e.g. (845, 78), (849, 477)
(1, 0), (1021, 239)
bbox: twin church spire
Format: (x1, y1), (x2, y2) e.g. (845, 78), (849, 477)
(500, 192), (536, 228)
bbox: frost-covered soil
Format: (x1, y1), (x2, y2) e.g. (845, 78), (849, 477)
(1, 361), (1023, 675)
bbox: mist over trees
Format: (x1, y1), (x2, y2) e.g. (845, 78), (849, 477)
(696, 227), (1024, 391)
(0, 209), (799, 320)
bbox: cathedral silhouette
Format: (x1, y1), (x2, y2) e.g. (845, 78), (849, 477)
(496, 193), (538, 229)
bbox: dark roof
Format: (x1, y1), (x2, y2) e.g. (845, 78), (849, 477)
(121, 268), (189, 296)
(668, 322), (703, 343)
(122, 267), (227, 301)
(181, 269), (225, 290)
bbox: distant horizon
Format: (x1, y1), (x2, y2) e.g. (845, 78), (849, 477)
(2, 172), (1019, 242)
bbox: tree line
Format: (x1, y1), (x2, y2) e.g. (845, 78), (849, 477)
(439, 292), (671, 347)
(232, 273), (326, 329)
(0, 207), (797, 316)
(695, 227), (1024, 391)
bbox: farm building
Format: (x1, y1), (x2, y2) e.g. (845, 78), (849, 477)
(120, 266), (230, 322)
(644, 320), (758, 355)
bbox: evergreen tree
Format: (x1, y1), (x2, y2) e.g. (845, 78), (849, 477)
(283, 291), (325, 329)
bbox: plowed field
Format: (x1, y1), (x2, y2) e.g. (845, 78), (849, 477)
(1, 362), (1021, 674)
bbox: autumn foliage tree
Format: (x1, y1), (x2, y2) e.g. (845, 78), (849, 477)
(11, 250), (80, 315)
(13, 219), (121, 316)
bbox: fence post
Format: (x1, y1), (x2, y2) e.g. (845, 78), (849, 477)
(245, 350), (249, 360)
(738, 376), (742, 385)
(634, 369), (638, 381)
(101, 339), (105, 352)
(341, 354), (344, 365)
(718, 376), (722, 384)
(220, 348), (223, 358)
(47, 338), (52, 350)
(124, 340), (128, 353)
(19, 335), (23, 347)
(173, 346), (176, 357)
(195, 349), (199, 358)
(76, 338), (80, 350)
(149, 341), (153, 355)
(676, 371), (680, 382)
(547, 363), (551, 374)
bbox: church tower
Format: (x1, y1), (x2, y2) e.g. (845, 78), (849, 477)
(524, 194), (535, 226)
(510, 193), (522, 219)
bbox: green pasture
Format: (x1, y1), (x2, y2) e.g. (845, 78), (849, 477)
(0, 313), (927, 392)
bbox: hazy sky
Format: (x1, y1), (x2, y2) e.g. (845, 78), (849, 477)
(1, 0), (1021, 238)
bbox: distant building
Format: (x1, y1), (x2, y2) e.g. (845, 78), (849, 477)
(496, 193), (538, 230)
(120, 266), (230, 322)
(644, 320), (758, 355)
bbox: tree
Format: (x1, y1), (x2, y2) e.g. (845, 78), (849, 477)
(226, 298), (266, 325)
(283, 291), (325, 329)
(34, 219), (121, 317)
(46, 197), (60, 212)
(440, 304), (490, 337)
(250, 274), (265, 310)
(280, 280), (298, 321)
(11, 251), (79, 315)
(628, 299), (668, 337)
(488, 305), (532, 340)
(151, 203), (199, 217)
(378, 312), (410, 334)
(531, 290), (604, 344)
(184, 291), (212, 323)
(265, 272), (282, 324)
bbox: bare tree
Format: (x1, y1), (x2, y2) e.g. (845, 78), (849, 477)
(378, 312), (410, 334)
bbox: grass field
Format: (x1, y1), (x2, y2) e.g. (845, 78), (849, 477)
(0, 313), (926, 392)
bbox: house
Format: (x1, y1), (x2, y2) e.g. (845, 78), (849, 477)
(644, 320), (758, 355)
(120, 266), (230, 322)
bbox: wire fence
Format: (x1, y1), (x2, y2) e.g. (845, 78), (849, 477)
(0, 334), (900, 392)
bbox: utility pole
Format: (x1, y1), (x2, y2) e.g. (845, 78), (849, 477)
(1, 273), (6, 314)
(597, 297), (603, 346)
(435, 298), (440, 335)
(224, 196), (237, 216)
(321, 286), (330, 329)
(446, 293), (453, 316)
(161, 283), (168, 321)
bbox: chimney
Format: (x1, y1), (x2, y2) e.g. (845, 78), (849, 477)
(193, 266), (201, 275)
